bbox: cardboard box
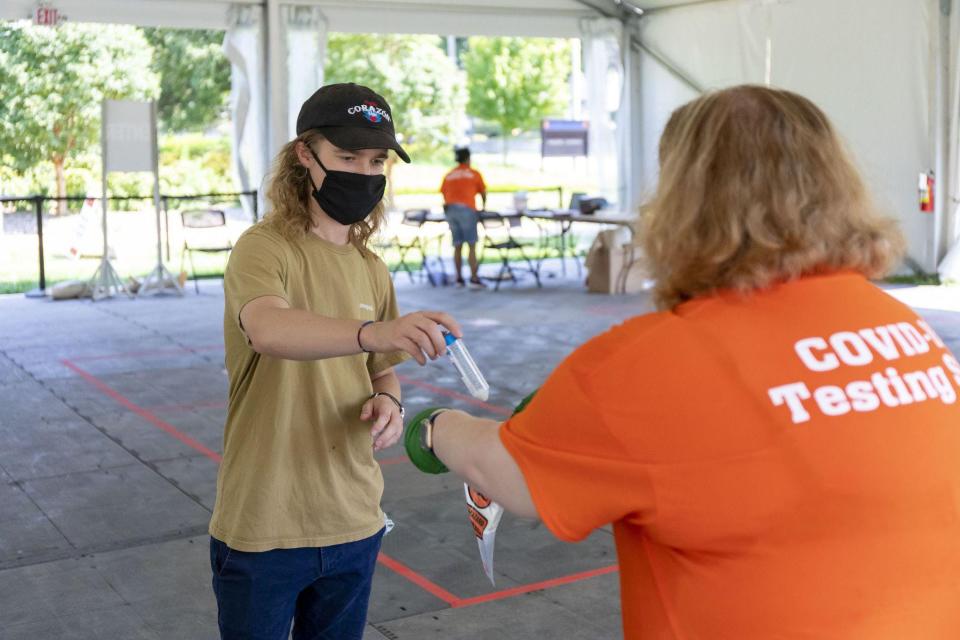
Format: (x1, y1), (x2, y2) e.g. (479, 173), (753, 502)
(585, 229), (651, 294)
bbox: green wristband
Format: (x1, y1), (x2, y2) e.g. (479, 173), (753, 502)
(404, 407), (449, 474)
(513, 389), (538, 416)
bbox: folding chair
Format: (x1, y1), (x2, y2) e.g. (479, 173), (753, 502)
(390, 209), (449, 286)
(479, 213), (542, 291)
(179, 208), (233, 294)
(383, 209), (427, 283)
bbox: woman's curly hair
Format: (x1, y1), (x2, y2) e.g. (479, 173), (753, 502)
(642, 85), (905, 310)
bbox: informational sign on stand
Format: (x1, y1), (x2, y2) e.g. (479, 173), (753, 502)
(90, 100), (181, 300)
(103, 100), (155, 173)
(541, 119), (589, 158)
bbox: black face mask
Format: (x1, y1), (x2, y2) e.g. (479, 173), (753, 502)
(307, 148), (385, 226)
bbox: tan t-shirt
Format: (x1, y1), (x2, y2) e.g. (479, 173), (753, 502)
(209, 222), (408, 552)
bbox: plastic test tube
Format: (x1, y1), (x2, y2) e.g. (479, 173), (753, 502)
(443, 332), (490, 401)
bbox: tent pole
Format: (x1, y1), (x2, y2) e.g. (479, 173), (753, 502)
(630, 36), (704, 94)
(641, 0), (733, 14)
(571, 0), (621, 19)
(933, 0), (951, 270)
(265, 0), (286, 159)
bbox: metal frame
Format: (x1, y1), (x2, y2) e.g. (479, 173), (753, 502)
(88, 101), (133, 301)
(139, 100), (184, 297)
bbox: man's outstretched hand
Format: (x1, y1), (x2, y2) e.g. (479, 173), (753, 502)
(362, 312), (461, 365)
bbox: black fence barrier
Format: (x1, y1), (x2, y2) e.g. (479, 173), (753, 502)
(0, 190), (257, 296)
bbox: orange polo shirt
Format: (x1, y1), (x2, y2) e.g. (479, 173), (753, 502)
(501, 272), (960, 639)
(440, 163), (486, 210)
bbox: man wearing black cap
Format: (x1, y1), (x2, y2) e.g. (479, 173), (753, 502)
(208, 83), (461, 640)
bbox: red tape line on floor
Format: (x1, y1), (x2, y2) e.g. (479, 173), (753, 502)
(62, 347), (617, 608)
(451, 564), (619, 608)
(376, 552), (461, 606)
(60, 358), (223, 463)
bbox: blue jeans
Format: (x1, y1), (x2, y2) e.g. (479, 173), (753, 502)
(210, 528), (384, 640)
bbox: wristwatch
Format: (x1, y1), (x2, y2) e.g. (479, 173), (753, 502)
(370, 392), (404, 418)
(420, 409), (447, 453)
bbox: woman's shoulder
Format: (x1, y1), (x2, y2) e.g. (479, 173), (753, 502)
(567, 310), (676, 372)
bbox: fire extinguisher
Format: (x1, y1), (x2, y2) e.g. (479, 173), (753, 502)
(919, 171), (934, 213)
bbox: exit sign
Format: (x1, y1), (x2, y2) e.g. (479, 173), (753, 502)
(34, 3), (65, 26)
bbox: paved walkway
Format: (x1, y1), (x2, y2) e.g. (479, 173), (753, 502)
(0, 268), (956, 639)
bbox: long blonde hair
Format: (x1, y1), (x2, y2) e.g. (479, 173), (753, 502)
(263, 129), (387, 257)
(642, 85), (905, 310)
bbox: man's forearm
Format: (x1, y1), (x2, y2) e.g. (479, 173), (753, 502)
(371, 368), (401, 398)
(432, 410), (537, 517)
(247, 308), (365, 361)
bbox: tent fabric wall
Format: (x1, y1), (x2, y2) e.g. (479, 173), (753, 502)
(619, 30), (643, 212)
(637, 0), (940, 272)
(768, 0), (934, 272)
(943, 0), (960, 279)
(284, 6), (327, 140)
(223, 4), (267, 215)
(581, 17), (624, 206)
(634, 44), (699, 199)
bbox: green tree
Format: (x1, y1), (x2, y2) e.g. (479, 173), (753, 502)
(142, 27), (230, 133)
(324, 33), (466, 162)
(462, 37), (571, 161)
(0, 22), (158, 212)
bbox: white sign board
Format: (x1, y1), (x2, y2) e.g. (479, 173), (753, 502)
(103, 100), (155, 173)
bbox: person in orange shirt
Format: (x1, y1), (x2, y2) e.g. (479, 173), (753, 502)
(440, 147), (487, 288)
(405, 85), (960, 638)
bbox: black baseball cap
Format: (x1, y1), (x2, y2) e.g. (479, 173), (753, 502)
(296, 83), (411, 163)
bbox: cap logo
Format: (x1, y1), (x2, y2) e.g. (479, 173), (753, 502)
(348, 101), (391, 124)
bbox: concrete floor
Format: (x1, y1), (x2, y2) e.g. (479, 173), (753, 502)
(0, 262), (957, 639)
